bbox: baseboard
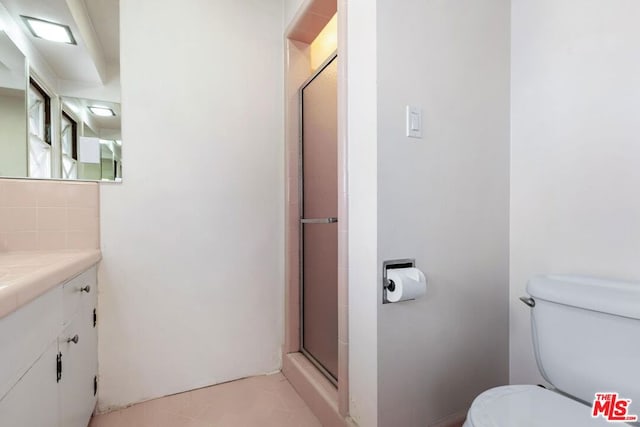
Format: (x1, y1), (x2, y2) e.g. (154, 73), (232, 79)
(282, 352), (348, 427)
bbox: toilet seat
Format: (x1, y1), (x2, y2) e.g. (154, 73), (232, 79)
(464, 385), (624, 427)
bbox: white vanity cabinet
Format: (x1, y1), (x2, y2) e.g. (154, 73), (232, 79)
(0, 265), (98, 427)
(60, 267), (99, 427)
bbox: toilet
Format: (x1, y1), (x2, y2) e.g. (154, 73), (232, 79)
(464, 275), (640, 426)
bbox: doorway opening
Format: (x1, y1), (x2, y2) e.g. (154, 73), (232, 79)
(283, 1), (348, 425)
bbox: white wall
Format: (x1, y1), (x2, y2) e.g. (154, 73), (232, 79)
(0, 92), (26, 177)
(346, 0), (379, 425)
(510, 0), (640, 384)
(376, 0), (510, 425)
(98, 0), (284, 411)
(284, 0), (306, 30)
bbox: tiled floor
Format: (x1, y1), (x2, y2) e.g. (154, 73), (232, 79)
(89, 373), (321, 427)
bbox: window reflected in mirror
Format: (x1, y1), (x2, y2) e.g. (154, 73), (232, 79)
(28, 78), (52, 178)
(61, 111), (78, 179)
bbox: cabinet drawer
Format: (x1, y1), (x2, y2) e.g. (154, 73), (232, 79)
(62, 266), (97, 326)
(0, 286), (62, 401)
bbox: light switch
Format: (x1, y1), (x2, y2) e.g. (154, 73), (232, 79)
(406, 106), (423, 139)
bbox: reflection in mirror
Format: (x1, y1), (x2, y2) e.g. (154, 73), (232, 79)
(0, 0), (120, 182)
(61, 97), (122, 181)
(28, 78), (52, 178)
(0, 31), (27, 177)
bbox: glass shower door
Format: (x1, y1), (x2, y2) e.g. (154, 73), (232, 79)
(300, 55), (338, 383)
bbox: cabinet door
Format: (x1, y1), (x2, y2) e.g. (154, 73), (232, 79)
(0, 340), (59, 427)
(59, 306), (97, 427)
(0, 286), (62, 401)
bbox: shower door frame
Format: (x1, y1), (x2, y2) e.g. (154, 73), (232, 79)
(298, 52), (339, 386)
(282, 1), (349, 423)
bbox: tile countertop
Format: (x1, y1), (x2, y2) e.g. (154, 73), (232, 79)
(0, 250), (102, 320)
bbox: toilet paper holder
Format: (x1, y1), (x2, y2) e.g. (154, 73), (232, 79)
(382, 258), (416, 304)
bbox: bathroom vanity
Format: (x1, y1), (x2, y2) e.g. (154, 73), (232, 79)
(0, 250), (101, 427)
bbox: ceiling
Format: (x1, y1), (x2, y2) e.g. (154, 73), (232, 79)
(84, 0), (119, 65)
(0, 0), (119, 84)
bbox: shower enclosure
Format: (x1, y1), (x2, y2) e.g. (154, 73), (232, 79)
(299, 54), (338, 384)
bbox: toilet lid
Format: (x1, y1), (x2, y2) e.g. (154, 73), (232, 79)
(466, 385), (627, 427)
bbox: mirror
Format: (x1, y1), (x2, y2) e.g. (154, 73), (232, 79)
(60, 97), (122, 181)
(0, 0), (121, 182)
(0, 31), (27, 177)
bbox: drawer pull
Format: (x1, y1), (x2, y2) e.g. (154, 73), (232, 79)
(80, 285), (91, 293)
(67, 335), (79, 344)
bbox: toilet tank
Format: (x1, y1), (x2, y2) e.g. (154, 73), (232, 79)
(527, 275), (640, 405)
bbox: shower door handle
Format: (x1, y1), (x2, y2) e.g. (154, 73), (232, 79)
(301, 217), (338, 224)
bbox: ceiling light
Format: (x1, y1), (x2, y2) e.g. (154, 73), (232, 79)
(89, 106), (116, 117)
(21, 16), (76, 45)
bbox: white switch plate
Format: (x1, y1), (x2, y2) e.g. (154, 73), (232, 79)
(406, 106), (423, 139)
(79, 137), (101, 164)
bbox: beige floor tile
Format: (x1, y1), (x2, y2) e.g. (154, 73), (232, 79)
(90, 373), (320, 427)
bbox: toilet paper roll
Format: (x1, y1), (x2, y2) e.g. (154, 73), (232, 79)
(386, 267), (427, 303)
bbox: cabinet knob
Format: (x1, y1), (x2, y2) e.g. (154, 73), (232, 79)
(67, 335), (79, 344)
(80, 285), (91, 293)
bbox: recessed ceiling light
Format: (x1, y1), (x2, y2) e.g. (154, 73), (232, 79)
(89, 106), (116, 117)
(21, 16), (76, 45)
